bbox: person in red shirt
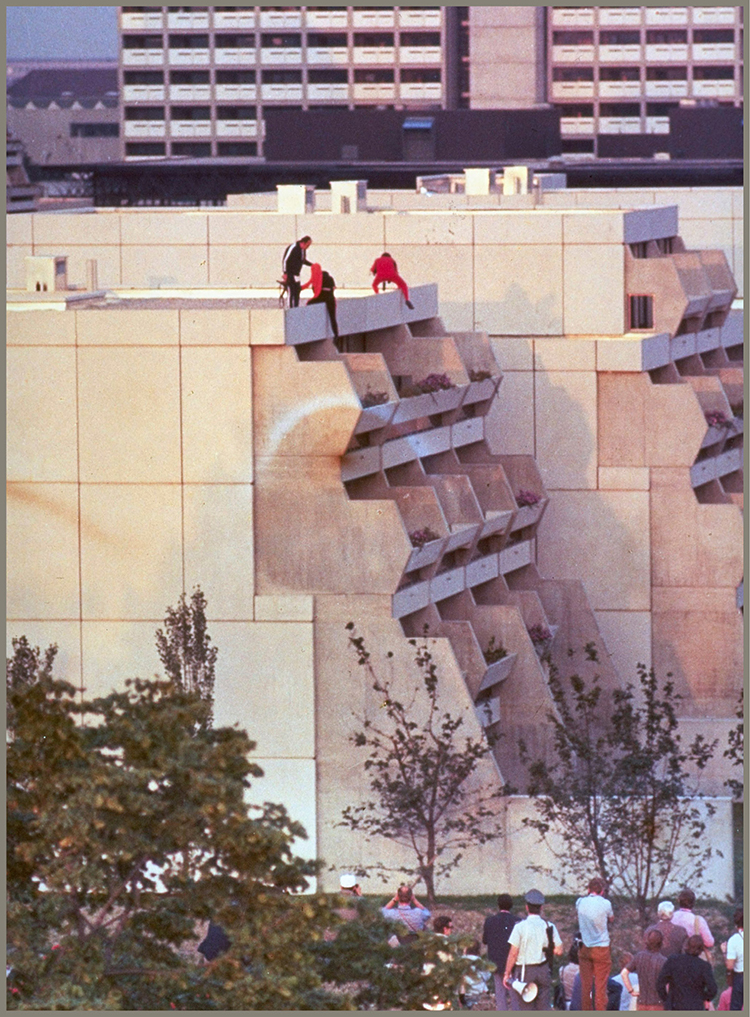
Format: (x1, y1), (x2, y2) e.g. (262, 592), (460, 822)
(301, 262), (338, 338)
(370, 252), (414, 309)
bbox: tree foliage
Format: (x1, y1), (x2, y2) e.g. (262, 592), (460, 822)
(155, 586), (217, 728)
(519, 645), (716, 922)
(6, 636), (345, 1010)
(724, 688), (744, 800)
(340, 624), (507, 904)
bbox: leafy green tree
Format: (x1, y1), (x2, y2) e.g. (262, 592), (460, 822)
(520, 644), (716, 922)
(6, 638), (346, 1011)
(340, 624), (507, 904)
(155, 586), (217, 727)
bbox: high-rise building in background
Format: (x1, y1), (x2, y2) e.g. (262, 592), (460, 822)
(116, 6), (743, 161)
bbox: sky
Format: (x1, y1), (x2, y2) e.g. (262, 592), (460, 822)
(6, 6), (118, 60)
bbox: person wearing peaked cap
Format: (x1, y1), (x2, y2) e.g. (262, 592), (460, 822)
(503, 889), (563, 1010)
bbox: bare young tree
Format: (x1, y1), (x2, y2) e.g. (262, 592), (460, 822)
(341, 623), (507, 904)
(155, 586), (217, 728)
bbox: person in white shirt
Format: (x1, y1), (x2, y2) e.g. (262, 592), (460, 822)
(725, 907), (743, 1012)
(576, 876), (614, 1011)
(503, 889), (563, 1011)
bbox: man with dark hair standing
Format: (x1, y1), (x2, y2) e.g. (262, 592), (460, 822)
(483, 893), (520, 1010)
(503, 889), (563, 1011)
(282, 235), (312, 307)
(670, 887), (714, 952)
(725, 907), (743, 1012)
(576, 876), (614, 1010)
(656, 934), (717, 1010)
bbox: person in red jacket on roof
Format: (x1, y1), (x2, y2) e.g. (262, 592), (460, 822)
(301, 262), (339, 338)
(370, 252), (415, 309)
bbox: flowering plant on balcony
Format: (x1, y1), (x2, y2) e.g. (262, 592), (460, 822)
(409, 526), (441, 549)
(483, 636), (508, 665)
(516, 489), (541, 507)
(468, 368), (492, 383)
(527, 624), (551, 646)
(705, 410), (732, 429)
(361, 389), (389, 408)
(414, 373), (456, 394)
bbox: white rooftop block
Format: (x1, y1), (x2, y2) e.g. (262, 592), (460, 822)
(26, 256), (68, 293)
(502, 166), (530, 196)
(330, 179), (368, 214)
(464, 167), (496, 196)
(276, 184), (316, 215)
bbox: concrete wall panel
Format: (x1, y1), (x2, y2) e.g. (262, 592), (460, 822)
(121, 246), (209, 288)
(7, 483), (81, 620)
(484, 369), (534, 455)
(33, 211), (120, 247)
(7, 347), (78, 482)
(76, 308), (179, 346)
(81, 620), (163, 698)
(535, 370), (598, 489)
(595, 609), (652, 681)
(78, 347), (181, 483)
(79, 485), (183, 620)
(6, 621), (82, 690)
(563, 245), (624, 335)
(183, 485), (254, 621)
(475, 245), (563, 335)
(6, 309), (76, 345)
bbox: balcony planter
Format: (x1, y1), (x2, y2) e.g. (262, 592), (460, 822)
(465, 553), (499, 588)
(392, 384), (466, 425)
(444, 522), (481, 554)
(478, 509), (513, 541)
(478, 652), (517, 694)
(404, 426), (453, 460)
(452, 417), (484, 448)
(690, 458), (717, 487)
(512, 500), (546, 531)
(463, 375), (500, 406)
(355, 400), (397, 435)
(405, 535), (446, 573)
(392, 579), (430, 618)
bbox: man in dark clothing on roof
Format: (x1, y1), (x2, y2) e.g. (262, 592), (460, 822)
(282, 235), (312, 307)
(483, 893), (521, 1010)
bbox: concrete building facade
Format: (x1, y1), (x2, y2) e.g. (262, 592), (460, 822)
(6, 185), (743, 895)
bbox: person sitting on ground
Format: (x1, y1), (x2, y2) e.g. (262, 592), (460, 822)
(656, 934), (718, 1011)
(381, 884), (432, 941)
(669, 888), (714, 952)
(725, 907), (743, 1012)
(621, 929), (667, 1011)
(559, 941), (581, 1010)
(301, 262), (339, 338)
(644, 902), (687, 958)
(370, 252), (415, 309)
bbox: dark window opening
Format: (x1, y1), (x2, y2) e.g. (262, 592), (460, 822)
(307, 33), (347, 47)
(599, 66), (640, 81)
(168, 34), (209, 48)
(122, 34), (163, 48)
(646, 66), (687, 80)
(629, 242), (648, 259)
(693, 29), (735, 43)
(169, 70), (210, 84)
(353, 33), (395, 47)
(260, 33), (301, 47)
(553, 66), (594, 81)
(71, 122), (119, 137)
(646, 30), (687, 44)
(216, 70), (256, 83)
(552, 30), (594, 45)
(124, 70), (164, 84)
(215, 34), (256, 47)
(629, 295), (654, 330)
(599, 30), (641, 45)
(171, 141), (212, 156)
(308, 68), (349, 84)
(125, 142), (166, 155)
(599, 103), (641, 116)
(170, 106), (211, 119)
(558, 103), (594, 117)
(646, 103), (679, 116)
(125, 106), (165, 120)
(217, 141), (257, 155)
(216, 105), (257, 119)
(400, 68), (441, 83)
(261, 70), (303, 84)
(400, 32), (441, 46)
(693, 66), (735, 80)
(354, 69), (395, 83)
